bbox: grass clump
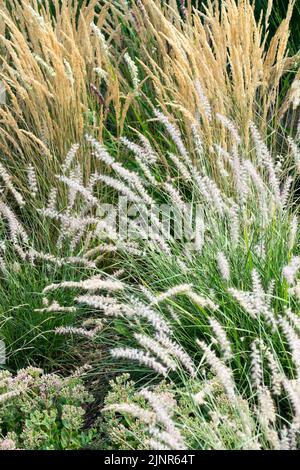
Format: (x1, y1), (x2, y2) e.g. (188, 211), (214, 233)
(37, 100), (300, 448)
(106, 0), (298, 147)
(0, 0), (135, 189)
(0, 0), (300, 452)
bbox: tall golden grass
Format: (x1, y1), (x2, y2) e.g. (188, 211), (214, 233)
(0, 0), (132, 190)
(107, 0), (297, 148)
(0, 0), (298, 193)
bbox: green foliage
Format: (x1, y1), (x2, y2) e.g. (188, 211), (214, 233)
(0, 367), (95, 450)
(98, 374), (150, 450)
(0, 235), (89, 371)
(98, 374), (259, 450)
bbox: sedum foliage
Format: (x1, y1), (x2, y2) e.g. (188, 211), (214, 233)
(0, 367), (95, 450)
